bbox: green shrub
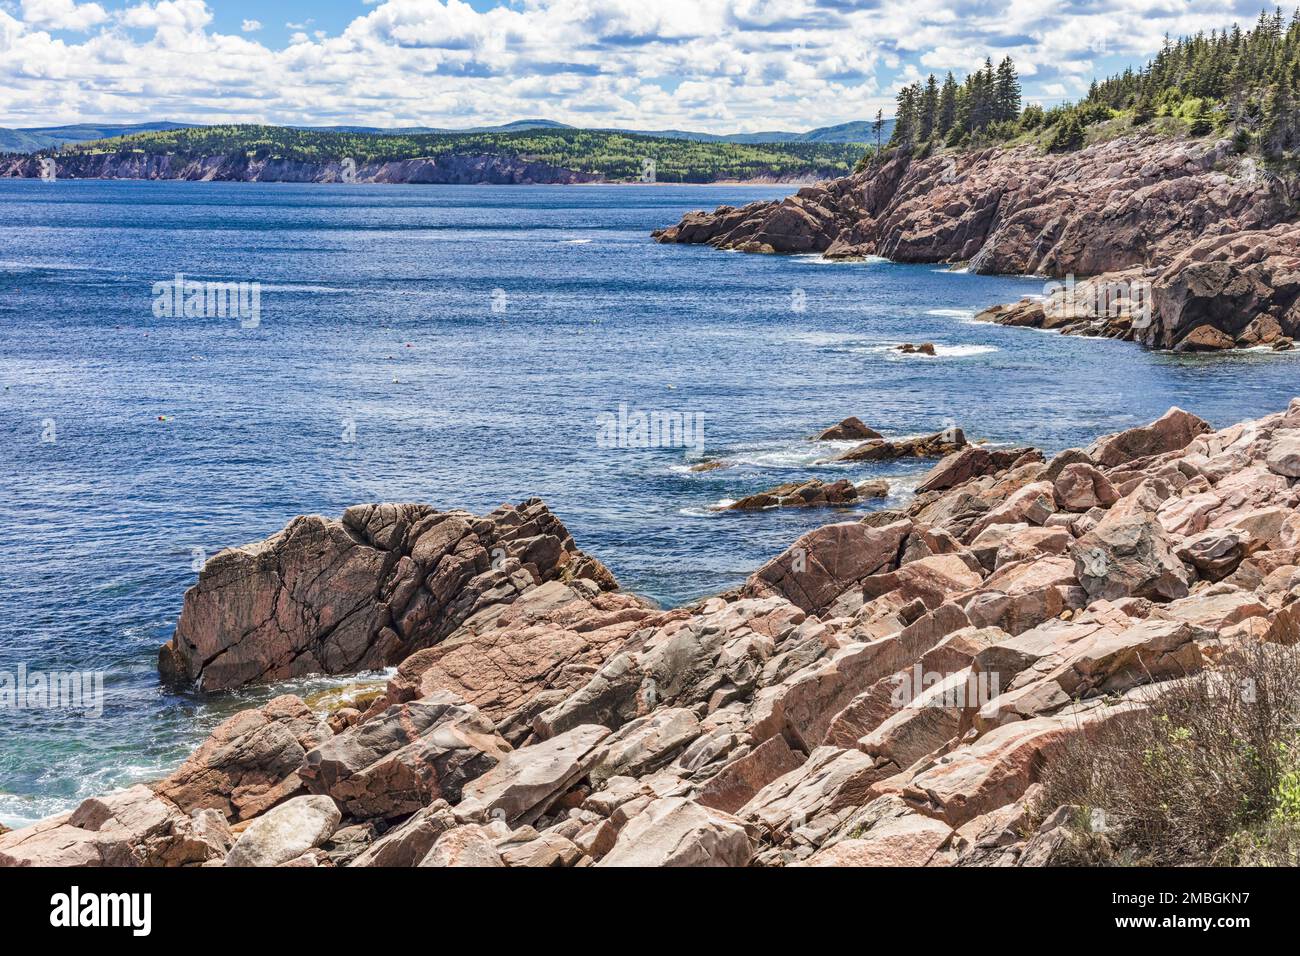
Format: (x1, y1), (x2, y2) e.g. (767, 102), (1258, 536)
(1047, 112), (1086, 152)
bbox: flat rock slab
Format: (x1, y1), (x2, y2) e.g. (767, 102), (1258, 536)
(456, 723), (611, 826)
(597, 797), (752, 867)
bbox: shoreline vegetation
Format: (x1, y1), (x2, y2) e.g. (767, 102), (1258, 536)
(4, 401), (1300, 867)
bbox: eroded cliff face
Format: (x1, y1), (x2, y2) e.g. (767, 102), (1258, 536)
(653, 135), (1300, 352)
(0, 152), (604, 185)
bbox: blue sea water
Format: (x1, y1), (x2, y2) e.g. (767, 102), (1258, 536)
(1, 179), (1298, 826)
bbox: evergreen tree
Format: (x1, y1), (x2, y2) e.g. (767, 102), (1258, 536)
(890, 83), (921, 147)
(919, 74), (940, 141)
(995, 57), (1022, 122)
(1133, 94), (1156, 124)
(1264, 73), (1297, 155)
(938, 72), (959, 136)
(1188, 98), (1217, 135)
(1047, 111), (1086, 152)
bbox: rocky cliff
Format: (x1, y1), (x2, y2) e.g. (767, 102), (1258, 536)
(5, 400), (1299, 867)
(0, 152), (604, 185)
(653, 135), (1300, 353)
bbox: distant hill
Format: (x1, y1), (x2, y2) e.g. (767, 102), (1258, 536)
(0, 117), (883, 152)
(298, 119), (575, 136)
(0, 121), (190, 152)
(626, 120), (894, 145)
(24, 124), (870, 184)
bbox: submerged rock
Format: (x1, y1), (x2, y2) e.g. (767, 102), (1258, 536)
(723, 478), (888, 511)
(813, 416), (883, 441)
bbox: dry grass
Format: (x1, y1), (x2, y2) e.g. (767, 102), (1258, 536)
(1039, 640), (1300, 865)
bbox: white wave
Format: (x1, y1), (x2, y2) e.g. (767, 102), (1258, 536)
(937, 344), (999, 357)
(0, 260), (100, 273)
(562, 238), (593, 244)
(677, 505), (726, 518)
(925, 308), (976, 318)
(790, 253), (889, 265)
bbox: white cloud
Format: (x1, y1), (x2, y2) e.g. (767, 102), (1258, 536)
(120, 1), (212, 32)
(20, 0), (108, 31)
(0, 0), (1271, 131)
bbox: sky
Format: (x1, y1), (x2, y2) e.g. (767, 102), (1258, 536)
(0, 0), (1288, 132)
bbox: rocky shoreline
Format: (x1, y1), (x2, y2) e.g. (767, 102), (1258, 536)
(4, 400), (1299, 867)
(0, 152), (830, 186)
(653, 134), (1300, 353)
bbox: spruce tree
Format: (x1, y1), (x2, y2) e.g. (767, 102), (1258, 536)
(995, 57), (1022, 122)
(1048, 111), (1086, 152)
(1188, 98), (1216, 135)
(938, 72), (959, 136)
(890, 83), (921, 147)
(919, 74), (940, 141)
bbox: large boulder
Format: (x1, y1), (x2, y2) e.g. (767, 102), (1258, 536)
(1086, 408), (1212, 468)
(1142, 222), (1300, 350)
(724, 478), (884, 511)
(349, 801), (458, 867)
(0, 785), (227, 868)
(1053, 463), (1120, 512)
(418, 824), (506, 867)
(743, 519), (911, 614)
(1072, 484), (1191, 602)
(224, 795), (341, 867)
(800, 811), (953, 866)
(154, 695), (330, 821)
(454, 724), (611, 826)
(159, 499), (617, 692)
(814, 417), (883, 441)
(915, 447), (994, 494)
(369, 579), (656, 744)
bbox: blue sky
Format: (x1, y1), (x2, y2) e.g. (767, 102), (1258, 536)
(0, 1), (1286, 131)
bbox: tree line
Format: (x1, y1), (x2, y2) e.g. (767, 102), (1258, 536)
(889, 57), (1022, 149)
(876, 8), (1300, 162)
(1078, 7), (1300, 158)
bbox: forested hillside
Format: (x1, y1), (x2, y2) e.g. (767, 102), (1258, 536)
(43, 125), (866, 183)
(1078, 7), (1300, 158)
(880, 9), (1299, 163)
